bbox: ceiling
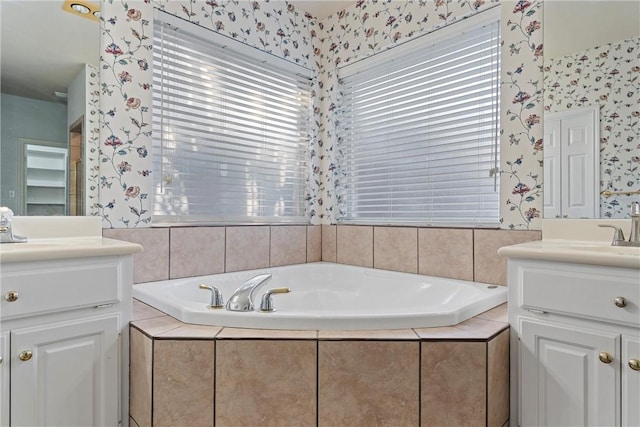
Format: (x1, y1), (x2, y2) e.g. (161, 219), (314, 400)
(0, 0), (353, 103)
(0, 0), (100, 102)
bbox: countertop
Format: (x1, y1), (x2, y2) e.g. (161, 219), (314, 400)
(498, 239), (640, 269)
(0, 237), (142, 263)
(1, 216), (142, 263)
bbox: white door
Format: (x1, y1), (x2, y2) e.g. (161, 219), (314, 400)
(11, 315), (120, 427)
(543, 106), (599, 218)
(520, 318), (619, 426)
(623, 335), (640, 427)
(0, 331), (8, 427)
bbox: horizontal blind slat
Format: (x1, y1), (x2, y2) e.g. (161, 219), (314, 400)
(336, 18), (500, 225)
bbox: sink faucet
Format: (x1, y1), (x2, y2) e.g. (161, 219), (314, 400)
(225, 274), (272, 311)
(630, 201), (640, 245)
(599, 201), (640, 247)
(0, 207), (27, 243)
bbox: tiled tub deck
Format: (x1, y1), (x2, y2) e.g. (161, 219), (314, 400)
(130, 300), (509, 427)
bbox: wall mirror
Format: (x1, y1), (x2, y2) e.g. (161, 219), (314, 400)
(0, 0), (99, 216)
(543, 1), (640, 219)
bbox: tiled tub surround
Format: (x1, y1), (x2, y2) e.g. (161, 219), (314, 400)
(130, 300), (510, 427)
(104, 225), (540, 285)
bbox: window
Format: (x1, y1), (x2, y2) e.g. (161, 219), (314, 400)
(336, 11), (501, 226)
(152, 11), (312, 224)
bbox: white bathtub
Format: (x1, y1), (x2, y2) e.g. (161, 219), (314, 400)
(133, 262), (507, 330)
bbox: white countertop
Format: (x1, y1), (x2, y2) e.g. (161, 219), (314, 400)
(1, 216), (142, 263)
(498, 239), (640, 269)
(499, 219), (640, 269)
(0, 236), (142, 263)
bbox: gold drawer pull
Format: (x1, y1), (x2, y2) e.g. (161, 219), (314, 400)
(614, 297), (627, 308)
(629, 359), (640, 371)
(599, 352), (613, 364)
(4, 291), (19, 302)
(18, 350), (32, 362)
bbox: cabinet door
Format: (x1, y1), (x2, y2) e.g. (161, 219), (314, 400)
(623, 335), (640, 427)
(11, 315), (120, 427)
(0, 331), (8, 427)
(520, 318), (620, 426)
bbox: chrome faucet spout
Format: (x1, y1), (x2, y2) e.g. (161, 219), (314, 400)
(0, 207), (27, 244)
(225, 274), (272, 312)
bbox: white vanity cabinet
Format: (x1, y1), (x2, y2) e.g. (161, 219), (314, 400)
(507, 258), (640, 427)
(0, 255), (134, 427)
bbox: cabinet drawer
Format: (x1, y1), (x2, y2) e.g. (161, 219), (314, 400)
(521, 267), (640, 327)
(1, 258), (121, 320)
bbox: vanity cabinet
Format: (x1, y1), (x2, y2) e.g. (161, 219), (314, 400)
(508, 258), (640, 426)
(0, 255), (133, 427)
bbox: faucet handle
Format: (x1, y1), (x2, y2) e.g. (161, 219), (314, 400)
(598, 224), (625, 244)
(259, 288), (291, 312)
(631, 201), (640, 216)
(0, 207), (14, 226)
(199, 284), (224, 309)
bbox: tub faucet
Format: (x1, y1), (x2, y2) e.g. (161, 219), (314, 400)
(226, 274), (272, 311)
(0, 207), (27, 243)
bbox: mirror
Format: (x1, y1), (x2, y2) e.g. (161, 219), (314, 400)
(543, 1), (640, 218)
(0, 0), (100, 216)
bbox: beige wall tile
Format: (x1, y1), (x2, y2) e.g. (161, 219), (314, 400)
(373, 227), (418, 273)
(103, 228), (169, 283)
(153, 340), (215, 427)
(418, 228), (473, 281)
(307, 225), (322, 262)
(422, 341), (487, 426)
(321, 225), (337, 262)
(131, 315), (182, 337)
(156, 324), (222, 339)
(477, 303), (508, 323)
(225, 226), (270, 272)
(216, 340), (316, 426)
(488, 328), (510, 427)
(270, 225), (307, 267)
(132, 299), (165, 321)
(318, 329), (419, 340)
(414, 317), (508, 340)
(129, 328), (152, 427)
(216, 328), (317, 339)
(336, 225), (373, 267)
(318, 341), (419, 426)
(169, 227), (225, 279)
(474, 229), (542, 285)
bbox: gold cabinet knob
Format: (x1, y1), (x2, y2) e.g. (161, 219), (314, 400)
(599, 352), (613, 364)
(18, 350), (32, 362)
(4, 291), (19, 302)
(629, 359), (640, 371)
(613, 297), (627, 308)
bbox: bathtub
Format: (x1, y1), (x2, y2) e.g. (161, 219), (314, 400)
(133, 262), (507, 330)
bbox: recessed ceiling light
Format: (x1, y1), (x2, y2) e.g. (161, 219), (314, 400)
(70, 3), (90, 14)
(62, 0), (100, 22)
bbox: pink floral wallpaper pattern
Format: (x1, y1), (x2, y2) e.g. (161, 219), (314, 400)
(544, 37), (640, 218)
(99, 0), (544, 230)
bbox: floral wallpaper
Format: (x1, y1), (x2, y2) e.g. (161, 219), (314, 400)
(99, 0), (543, 230)
(498, 0), (543, 229)
(87, 64), (101, 216)
(544, 37), (640, 218)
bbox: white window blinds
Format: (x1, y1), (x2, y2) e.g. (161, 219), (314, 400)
(152, 12), (312, 224)
(336, 14), (500, 226)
